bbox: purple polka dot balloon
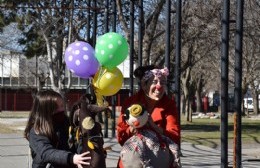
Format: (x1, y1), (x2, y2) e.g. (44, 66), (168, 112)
(65, 41), (99, 78)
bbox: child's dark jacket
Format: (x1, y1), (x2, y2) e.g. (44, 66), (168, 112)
(29, 113), (75, 168)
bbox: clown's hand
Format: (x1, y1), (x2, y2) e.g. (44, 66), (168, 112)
(129, 125), (137, 134)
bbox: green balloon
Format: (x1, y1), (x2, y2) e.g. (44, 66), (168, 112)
(95, 32), (129, 69)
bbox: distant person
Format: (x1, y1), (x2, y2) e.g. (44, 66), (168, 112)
(116, 65), (180, 168)
(24, 90), (91, 168)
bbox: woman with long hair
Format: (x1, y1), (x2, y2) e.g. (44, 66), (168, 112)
(24, 90), (91, 168)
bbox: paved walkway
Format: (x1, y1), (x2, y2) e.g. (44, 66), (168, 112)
(0, 134), (259, 168)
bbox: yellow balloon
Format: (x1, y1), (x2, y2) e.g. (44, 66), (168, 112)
(93, 67), (123, 96)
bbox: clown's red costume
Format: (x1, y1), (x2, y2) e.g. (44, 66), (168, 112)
(117, 90), (180, 146)
(116, 90), (180, 168)
(116, 65), (181, 168)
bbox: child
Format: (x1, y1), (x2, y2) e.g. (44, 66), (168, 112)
(24, 90), (91, 168)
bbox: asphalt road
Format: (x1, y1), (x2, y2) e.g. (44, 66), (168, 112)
(0, 133), (260, 168)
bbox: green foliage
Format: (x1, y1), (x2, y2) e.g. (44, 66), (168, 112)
(0, 0), (108, 58)
(18, 26), (46, 58)
(0, 7), (16, 32)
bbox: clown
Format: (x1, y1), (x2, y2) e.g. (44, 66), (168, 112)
(117, 64), (181, 168)
(121, 104), (181, 168)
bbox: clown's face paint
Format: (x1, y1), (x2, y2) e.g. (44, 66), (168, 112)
(143, 75), (167, 101)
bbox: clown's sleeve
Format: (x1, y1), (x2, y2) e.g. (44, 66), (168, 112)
(116, 113), (133, 146)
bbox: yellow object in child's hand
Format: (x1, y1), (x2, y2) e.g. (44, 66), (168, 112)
(88, 140), (95, 149)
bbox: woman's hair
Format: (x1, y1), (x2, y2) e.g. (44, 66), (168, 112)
(133, 64), (158, 81)
(24, 90), (63, 142)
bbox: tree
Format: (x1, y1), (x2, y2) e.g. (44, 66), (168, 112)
(223, 0), (260, 115)
(1, 0), (259, 116)
(242, 0), (260, 115)
(0, 0), (106, 94)
(116, 0), (169, 65)
(178, 1), (222, 120)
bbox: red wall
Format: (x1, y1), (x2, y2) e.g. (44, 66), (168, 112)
(0, 89), (34, 111)
(0, 88), (130, 112)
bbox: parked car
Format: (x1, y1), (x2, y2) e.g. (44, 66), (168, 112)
(244, 98), (254, 112)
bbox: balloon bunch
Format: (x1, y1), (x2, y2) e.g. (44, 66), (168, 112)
(65, 32), (129, 106)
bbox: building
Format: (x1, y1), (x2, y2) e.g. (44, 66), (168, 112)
(0, 49), (132, 111)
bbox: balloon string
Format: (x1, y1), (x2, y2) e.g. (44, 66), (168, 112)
(96, 92), (107, 106)
(94, 68), (103, 106)
(94, 66), (109, 107)
(96, 66), (103, 86)
(101, 95), (109, 107)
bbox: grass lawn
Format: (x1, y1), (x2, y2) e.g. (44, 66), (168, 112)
(0, 111), (29, 133)
(181, 115), (260, 149)
(0, 111), (29, 118)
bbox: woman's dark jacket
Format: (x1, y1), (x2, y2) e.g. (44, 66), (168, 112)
(29, 113), (75, 168)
